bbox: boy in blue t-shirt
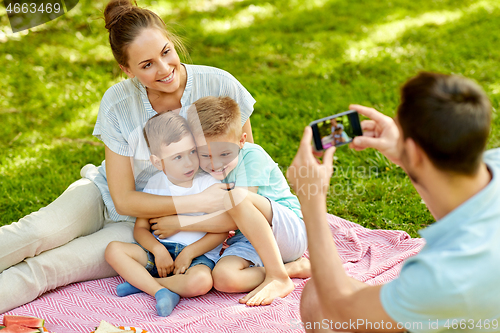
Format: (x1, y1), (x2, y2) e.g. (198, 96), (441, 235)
(186, 96), (310, 306)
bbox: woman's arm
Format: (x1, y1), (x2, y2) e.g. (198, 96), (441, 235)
(106, 146), (228, 218)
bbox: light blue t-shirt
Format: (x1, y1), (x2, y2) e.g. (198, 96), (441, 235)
(223, 142), (302, 219)
(380, 148), (500, 332)
(91, 64), (256, 222)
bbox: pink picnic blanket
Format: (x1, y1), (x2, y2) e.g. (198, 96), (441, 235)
(1, 214), (425, 333)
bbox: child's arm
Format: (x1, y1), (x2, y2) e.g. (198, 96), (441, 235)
(150, 188), (259, 237)
(149, 210), (235, 239)
(173, 232), (228, 274)
(240, 186), (258, 193)
(134, 217), (174, 277)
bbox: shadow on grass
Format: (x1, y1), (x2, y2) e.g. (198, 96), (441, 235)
(0, 142), (103, 224)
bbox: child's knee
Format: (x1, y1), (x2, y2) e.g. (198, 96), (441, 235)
(212, 265), (243, 293)
(104, 241), (124, 262)
(184, 268), (213, 296)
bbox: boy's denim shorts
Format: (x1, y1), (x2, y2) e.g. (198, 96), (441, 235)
(219, 232), (262, 267)
(144, 242), (215, 277)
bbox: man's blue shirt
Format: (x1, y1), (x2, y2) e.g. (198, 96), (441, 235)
(380, 149), (500, 332)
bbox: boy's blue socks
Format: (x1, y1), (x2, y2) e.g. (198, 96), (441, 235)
(155, 288), (180, 317)
(117, 284), (180, 316)
(116, 282), (142, 297)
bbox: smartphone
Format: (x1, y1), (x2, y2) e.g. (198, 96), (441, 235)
(309, 110), (363, 151)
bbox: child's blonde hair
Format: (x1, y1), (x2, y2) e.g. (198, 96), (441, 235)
(188, 96), (242, 140)
(143, 112), (192, 156)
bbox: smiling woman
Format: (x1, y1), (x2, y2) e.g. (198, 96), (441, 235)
(118, 29), (187, 112)
(0, 0), (256, 313)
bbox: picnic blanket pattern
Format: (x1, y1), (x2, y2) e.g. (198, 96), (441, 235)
(1, 214), (425, 333)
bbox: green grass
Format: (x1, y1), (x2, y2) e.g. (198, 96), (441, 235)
(1, 0), (499, 237)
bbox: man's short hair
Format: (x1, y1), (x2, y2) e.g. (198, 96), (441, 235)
(143, 112), (191, 156)
(398, 72), (491, 175)
(187, 96), (242, 140)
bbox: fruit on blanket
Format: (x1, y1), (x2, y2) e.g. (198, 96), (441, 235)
(0, 324), (40, 333)
(94, 321), (134, 333)
(3, 316), (44, 329)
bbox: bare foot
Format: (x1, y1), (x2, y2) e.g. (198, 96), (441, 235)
(239, 276), (295, 306)
(285, 257), (311, 279)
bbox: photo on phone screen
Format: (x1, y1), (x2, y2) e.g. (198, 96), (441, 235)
(310, 110), (362, 151)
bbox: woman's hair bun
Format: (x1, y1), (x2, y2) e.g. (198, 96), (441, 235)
(102, 0), (189, 66)
(104, 0), (136, 31)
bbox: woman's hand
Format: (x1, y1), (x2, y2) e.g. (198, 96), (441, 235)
(150, 215), (181, 239)
(286, 126), (336, 201)
(173, 248), (194, 275)
(197, 183), (235, 213)
(348, 104), (402, 166)
(152, 246), (174, 278)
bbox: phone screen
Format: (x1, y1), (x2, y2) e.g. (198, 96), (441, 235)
(316, 114), (355, 149)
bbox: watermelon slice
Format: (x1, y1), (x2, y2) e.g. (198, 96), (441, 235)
(2, 316), (44, 329)
(0, 324), (40, 333)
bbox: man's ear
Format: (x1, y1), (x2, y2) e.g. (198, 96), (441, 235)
(120, 64), (135, 79)
(239, 132), (247, 149)
(405, 138), (424, 169)
(150, 154), (163, 171)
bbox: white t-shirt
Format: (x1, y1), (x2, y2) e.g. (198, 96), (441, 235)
(142, 171), (223, 262)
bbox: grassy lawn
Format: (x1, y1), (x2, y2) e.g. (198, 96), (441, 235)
(1, 0), (499, 237)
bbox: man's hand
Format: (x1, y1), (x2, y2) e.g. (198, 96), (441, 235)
(152, 245), (174, 278)
(173, 247), (194, 275)
(150, 215), (180, 239)
(286, 126), (336, 201)
(348, 104), (402, 166)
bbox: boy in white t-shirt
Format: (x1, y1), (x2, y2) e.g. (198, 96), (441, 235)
(105, 112), (227, 317)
